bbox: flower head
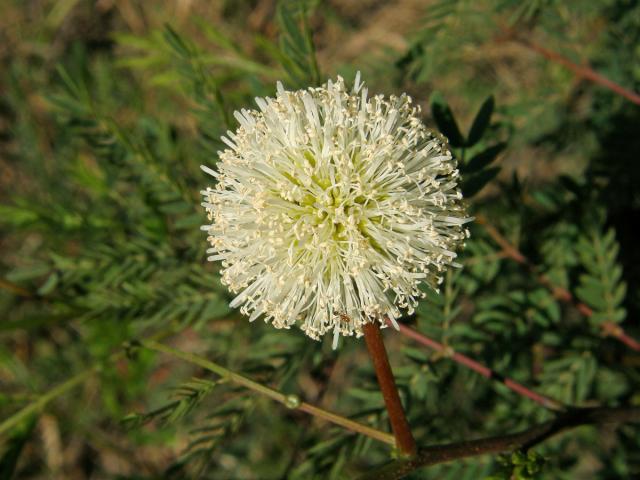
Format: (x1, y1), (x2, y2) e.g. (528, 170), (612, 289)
(201, 74), (469, 348)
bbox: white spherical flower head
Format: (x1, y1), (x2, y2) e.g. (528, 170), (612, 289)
(201, 74), (470, 348)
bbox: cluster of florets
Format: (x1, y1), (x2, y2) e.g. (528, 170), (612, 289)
(201, 74), (469, 348)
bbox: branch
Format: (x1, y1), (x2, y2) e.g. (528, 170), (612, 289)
(601, 322), (640, 352)
(0, 278), (33, 298)
(501, 28), (640, 106)
(0, 329), (176, 439)
(392, 320), (564, 411)
(476, 215), (640, 352)
(0, 368), (95, 437)
(280, 356), (339, 477)
(362, 406), (640, 480)
(141, 339), (396, 446)
(1, 333), (396, 447)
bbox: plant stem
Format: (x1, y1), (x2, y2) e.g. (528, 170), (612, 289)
(519, 38), (640, 106)
(0, 368), (95, 437)
(0, 278), (33, 298)
(363, 322), (417, 457)
(0, 329), (173, 439)
(362, 406), (640, 480)
(142, 339), (395, 446)
(602, 322), (640, 351)
(476, 215), (640, 352)
(392, 320), (564, 411)
(499, 28), (640, 106)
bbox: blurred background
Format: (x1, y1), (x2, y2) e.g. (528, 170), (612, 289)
(1, 1), (639, 479)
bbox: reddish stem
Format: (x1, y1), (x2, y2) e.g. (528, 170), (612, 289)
(602, 322), (640, 351)
(363, 322), (417, 457)
(477, 216), (640, 352)
(502, 29), (640, 106)
(392, 320), (564, 411)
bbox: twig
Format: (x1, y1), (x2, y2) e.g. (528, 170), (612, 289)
(502, 29), (640, 106)
(392, 320), (564, 411)
(0, 368), (95, 437)
(142, 339), (396, 446)
(0, 329), (174, 439)
(363, 323), (417, 457)
(476, 215), (640, 352)
(362, 406), (640, 479)
(281, 357), (339, 477)
(601, 322), (640, 351)
(0, 278), (33, 298)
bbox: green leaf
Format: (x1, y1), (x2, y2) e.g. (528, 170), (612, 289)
(0, 416), (36, 479)
(37, 272), (59, 296)
(467, 95), (495, 146)
(463, 143), (506, 174)
(6, 264), (50, 282)
(402, 346), (430, 364)
(174, 213), (205, 230)
(430, 93), (465, 147)
(0, 205), (39, 227)
(462, 167), (501, 197)
(575, 220), (627, 326)
(276, 0), (320, 87)
(163, 24), (193, 58)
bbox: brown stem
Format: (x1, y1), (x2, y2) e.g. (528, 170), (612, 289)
(362, 406), (640, 480)
(0, 278), (33, 298)
(363, 322), (417, 457)
(392, 320), (564, 411)
(476, 215), (640, 353)
(500, 28), (640, 106)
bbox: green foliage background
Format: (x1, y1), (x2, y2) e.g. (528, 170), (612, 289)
(1, 0), (639, 478)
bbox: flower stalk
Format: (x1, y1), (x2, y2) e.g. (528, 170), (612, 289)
(363, 322), (417, 457)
